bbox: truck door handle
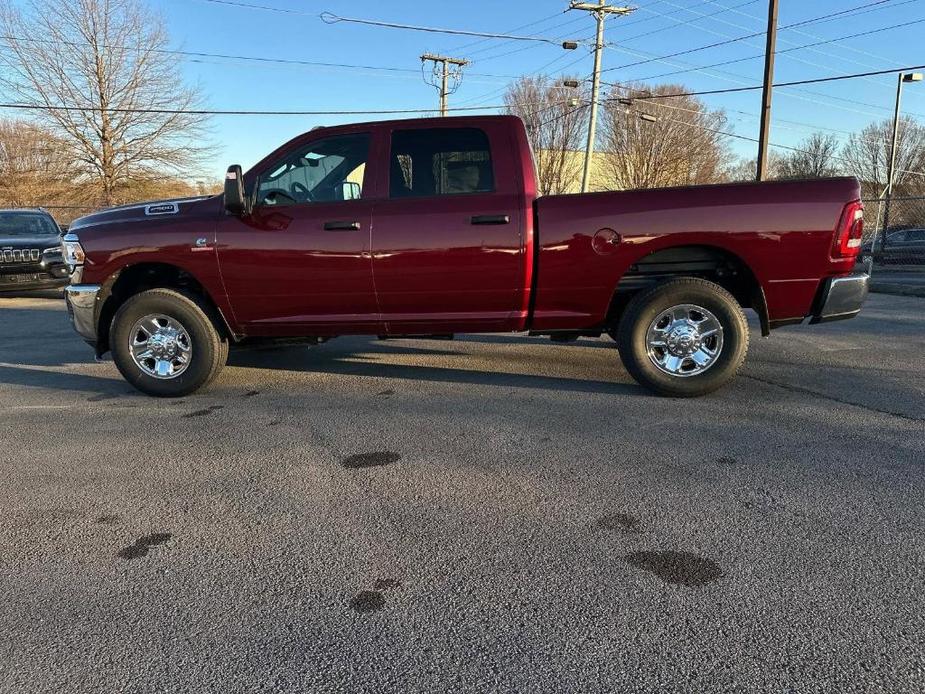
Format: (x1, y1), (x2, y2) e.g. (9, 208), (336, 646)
(470, 214), (511, 225)
(323, 220), (361, 231)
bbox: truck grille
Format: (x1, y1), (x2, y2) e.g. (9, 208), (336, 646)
(1, 249), (42, 263)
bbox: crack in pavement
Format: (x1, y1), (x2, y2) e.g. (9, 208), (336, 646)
(743, 374), (923, 423)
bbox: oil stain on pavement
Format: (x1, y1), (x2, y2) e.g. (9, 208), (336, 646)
(376, 389), (394, 397)
(95, 514), (120, 525)
(625, 550), (723, 587)
(117, 532), (172, 560)
(350, 591), (386, 613)
(341, 452), (401, 469)
(87, 393), (120, 402)
(183, 405), (224, 419)
(596, 513), (640, 532)
(350, 578), (401, 613)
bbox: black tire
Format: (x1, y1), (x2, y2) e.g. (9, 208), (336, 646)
(110, 288), (228, 397)
(615, 278), (749, 398)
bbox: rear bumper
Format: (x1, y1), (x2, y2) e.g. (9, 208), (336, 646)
(810, 271), (869, 324)
(65, 284), (102, 344)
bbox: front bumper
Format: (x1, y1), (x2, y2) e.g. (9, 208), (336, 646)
(65, 284), (102, 343)
(0, 263), (70, 292)
(810, 271), (869, 324)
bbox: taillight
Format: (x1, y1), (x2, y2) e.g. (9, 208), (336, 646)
(832, 200), (864, 259)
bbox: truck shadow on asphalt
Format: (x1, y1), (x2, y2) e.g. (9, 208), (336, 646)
(227, 341), (642, 397)
(0, 364), (128, 396)
(0, 347), (639, 398)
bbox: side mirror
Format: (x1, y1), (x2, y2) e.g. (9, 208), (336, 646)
(224, 164), (247, 215)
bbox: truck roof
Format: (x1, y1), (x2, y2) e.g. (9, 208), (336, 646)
(309, 113), (523, 132)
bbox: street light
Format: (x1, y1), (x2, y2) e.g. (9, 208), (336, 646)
(883, 72), (924, 247)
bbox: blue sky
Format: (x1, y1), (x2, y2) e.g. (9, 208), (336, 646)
(136, 1), (925, 177)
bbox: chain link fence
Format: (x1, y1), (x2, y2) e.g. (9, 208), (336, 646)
(860, 196), (925, 270)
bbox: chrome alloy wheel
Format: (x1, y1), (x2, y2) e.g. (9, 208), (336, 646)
(645, 304), (724, 378)
(128, 314), (193, 379)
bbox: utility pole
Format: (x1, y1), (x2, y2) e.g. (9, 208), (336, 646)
(568, 1), (634, 193)
(883, 72), (923, 245)
(756, 0), (779, 181)
(420, 53), (469, 116)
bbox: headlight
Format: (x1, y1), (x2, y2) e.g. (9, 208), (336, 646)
(62, 233), (85, 267)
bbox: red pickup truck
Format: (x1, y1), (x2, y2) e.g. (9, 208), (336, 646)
(63, 115), (868, 398)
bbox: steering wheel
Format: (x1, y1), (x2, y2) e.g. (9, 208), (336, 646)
(290, 181), (313, 203)
(260, 188), (297, 206)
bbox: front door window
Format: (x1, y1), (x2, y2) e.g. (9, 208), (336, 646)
(256, 133), (369, 207)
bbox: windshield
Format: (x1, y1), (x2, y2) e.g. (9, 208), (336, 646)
(0, 212), (59, 237)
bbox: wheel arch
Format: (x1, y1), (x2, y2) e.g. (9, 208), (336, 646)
(96, 262), (237, 356)
(607, 243), (770, 337)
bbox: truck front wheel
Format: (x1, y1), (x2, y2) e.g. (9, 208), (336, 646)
(110, 288), (229, 397)
(615, 278), (749, 397)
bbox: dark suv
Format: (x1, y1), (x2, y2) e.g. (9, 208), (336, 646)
(0, 209), (69, 292)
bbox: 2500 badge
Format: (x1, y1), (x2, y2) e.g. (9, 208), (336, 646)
(144, 202), (179, 216)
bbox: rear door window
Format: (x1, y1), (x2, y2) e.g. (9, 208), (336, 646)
(389, 128), (494, 198)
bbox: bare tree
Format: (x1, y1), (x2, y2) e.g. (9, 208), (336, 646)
(840, 116), (925, 197)
(778, 133), (842, 179)
(0, 118), (80, 207)
(504, 75), (586, 195)
(0, 0), (210, 206)
(725, 152), (784, 182)
(597, 83), (730, 190)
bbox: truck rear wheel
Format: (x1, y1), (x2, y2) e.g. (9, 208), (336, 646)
(615, 278), (749, 397)
(110, 288), (228, 397)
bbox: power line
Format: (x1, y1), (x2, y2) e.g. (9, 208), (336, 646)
(685, 0), (917, 74)
(635, 0), (914, 95)
(619, 0), (762, 43)
(600, 0), (898, 74)
(612, 16), (925, 83)
(466, 28), (593, 66)
(598, 39), (925, 121)
(607, 62), (925, 101)
(635, 108), (925, 179)
(449, 11), (573, 56)
(197, 0), (313, 15)
(0, 102), (513, 116)
(455, 51), (589, 108)
(192, 1), (594, 47)
(0, 34), (515, 80)
(318, 11), (589, 46)
(606, 83), (884, 144)
(3, 64), (923, 118)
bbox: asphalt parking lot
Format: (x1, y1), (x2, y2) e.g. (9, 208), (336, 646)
(0, 291), (922, 693)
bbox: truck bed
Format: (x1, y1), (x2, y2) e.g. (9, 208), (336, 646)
(530, 177), (861, 331)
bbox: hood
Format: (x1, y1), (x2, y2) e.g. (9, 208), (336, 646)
(0, 233), (61, 249)
(68, 195), (221, 232)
